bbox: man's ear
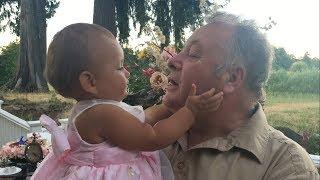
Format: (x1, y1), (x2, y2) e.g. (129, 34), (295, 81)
(222, 66), (245, 94)
(79, 71), (98, 94)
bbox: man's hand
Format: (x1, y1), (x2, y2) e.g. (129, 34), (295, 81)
(185, 84), (223, 115)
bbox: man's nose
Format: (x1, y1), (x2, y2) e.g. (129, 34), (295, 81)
(124, 68), (130, 78)
(167, 56), (182, 71)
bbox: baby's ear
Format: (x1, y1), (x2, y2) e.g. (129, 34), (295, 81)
(79, 71), (98, 94)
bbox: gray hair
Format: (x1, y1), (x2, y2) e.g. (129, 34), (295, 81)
(207, 12), (273, 99)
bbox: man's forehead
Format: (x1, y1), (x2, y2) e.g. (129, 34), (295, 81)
(185, 23), (234, 64)
(189, 23), (234, 44)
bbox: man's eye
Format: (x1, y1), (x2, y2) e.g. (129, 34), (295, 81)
(188, 47), (201, 58)
(189, 52), (201, 58)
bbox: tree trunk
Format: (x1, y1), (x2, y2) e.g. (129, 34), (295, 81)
(93, 0), (117, 36)
(11, 0), (48, 92)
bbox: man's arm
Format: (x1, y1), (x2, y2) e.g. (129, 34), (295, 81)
(265, 142), (319, 180)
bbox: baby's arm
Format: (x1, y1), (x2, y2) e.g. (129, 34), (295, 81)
(144, 104), (172, 126)
(93, 85), (223, 151)
(144, 87), (223, 126)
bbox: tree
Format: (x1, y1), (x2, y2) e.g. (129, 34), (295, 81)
(0, 0), (59, 36)
(14, 0), (47, 92)
(301, 52), (320, 70)
(93, 0), (222, 48)
(0, 0), (59, 92)
(93, 0), (116, 36)
(0, 41), (19, 86)
(290, 61), (308, 72)
(273, 47), (294, 70)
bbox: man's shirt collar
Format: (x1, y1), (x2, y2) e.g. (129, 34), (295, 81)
(177, 104), (271, 164)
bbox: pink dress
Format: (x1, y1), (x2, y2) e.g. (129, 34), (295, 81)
(31, 99), (173, 180)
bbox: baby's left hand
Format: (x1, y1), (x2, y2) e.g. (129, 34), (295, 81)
(185, 84), (223, 115)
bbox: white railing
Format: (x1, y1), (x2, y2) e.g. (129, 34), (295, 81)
(27, 118), (68, 133)
(26, 118), (68, 143)
(0, 99), (68, 146)
(0, 108), (30, 146)
(310, 154), (320, 169)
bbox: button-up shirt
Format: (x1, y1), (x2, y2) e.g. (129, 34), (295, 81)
(164, 105), (319, 180)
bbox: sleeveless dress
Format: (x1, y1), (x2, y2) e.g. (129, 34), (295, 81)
(31, 99), (173, 180)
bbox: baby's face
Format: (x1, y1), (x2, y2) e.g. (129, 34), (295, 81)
(89, 35), (130, 101)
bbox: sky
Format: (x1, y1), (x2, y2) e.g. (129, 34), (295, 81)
(0, 0), (319, 58)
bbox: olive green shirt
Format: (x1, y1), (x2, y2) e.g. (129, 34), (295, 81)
(164, 105), (319, 180)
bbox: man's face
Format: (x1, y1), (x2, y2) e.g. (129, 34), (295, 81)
(163, 23), (233, 110)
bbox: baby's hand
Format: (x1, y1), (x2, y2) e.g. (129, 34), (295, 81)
(185, 84), (223, 115)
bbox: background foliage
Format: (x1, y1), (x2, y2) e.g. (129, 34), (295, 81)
(115, 0), (204, 48)
(1, 42), (319, 94)
(123, 48), (150, 93)
(0, 0), (59, 36)
(0, 41), (19, 86)
(266, 70), (319, 93)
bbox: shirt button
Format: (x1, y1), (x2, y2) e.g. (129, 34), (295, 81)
(177, 162), (185, 169)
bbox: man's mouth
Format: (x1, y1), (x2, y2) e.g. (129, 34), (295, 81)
(168, 79), (178, 86)
(166, 77), (179, 91)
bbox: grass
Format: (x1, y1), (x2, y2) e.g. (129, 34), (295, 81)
(264, 92), (319, 134)
(0, 91), (74, 120)
(1, 91), (72, 103)
(265, 92), (319, 105)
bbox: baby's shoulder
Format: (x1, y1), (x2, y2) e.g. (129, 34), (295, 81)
(86, 102), (128, 119)
(73, 100), (145, 124)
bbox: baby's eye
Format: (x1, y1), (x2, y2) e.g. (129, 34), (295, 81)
(117, 67), (124, 70)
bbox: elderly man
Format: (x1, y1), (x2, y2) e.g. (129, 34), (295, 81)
(163, 12), (319, 180)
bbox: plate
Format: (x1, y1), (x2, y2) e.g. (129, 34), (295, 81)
(0, 166), (22, 176)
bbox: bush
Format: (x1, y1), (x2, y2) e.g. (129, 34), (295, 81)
(0, 41), (19, 86)
(290, 61), (309, 72)
(266, 69), (320, 93)
(272, 47), (294, 70)
(124, 48), (150, 94)
(305, 133), (320, 155)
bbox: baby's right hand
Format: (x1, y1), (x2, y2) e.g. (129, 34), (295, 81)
(185, 84), (223, 115)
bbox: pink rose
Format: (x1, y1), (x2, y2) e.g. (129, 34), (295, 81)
(150, 72), (168, 90)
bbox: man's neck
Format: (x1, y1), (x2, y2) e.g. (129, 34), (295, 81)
(187, 99), (258, 148)
(188, 113), (243, 147)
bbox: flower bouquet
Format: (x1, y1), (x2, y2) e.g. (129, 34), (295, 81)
(0, 133), (51, 174)
(123, 26), (176, 108)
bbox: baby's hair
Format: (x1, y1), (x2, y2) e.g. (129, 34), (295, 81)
(45, 23), (115, 98)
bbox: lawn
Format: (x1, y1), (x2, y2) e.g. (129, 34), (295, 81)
(264, 92), (319, 134)
(0, 91), (74, 120)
